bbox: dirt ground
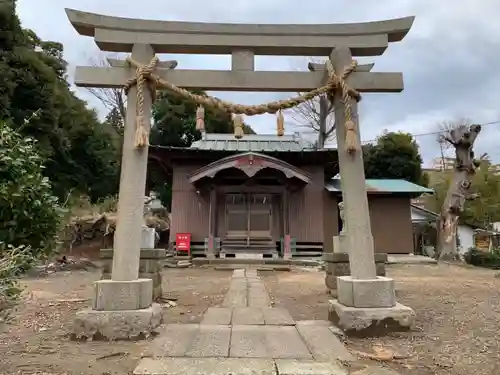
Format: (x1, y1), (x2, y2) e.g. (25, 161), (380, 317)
(0, 268), (231, 375)
(1, 264), (499, 375)
(262, 264), (500, 375)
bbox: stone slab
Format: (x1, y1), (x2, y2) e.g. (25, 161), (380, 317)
(337, 276), (395, 308)
(201, 307), (233, 325)
(233, 269), (246, 278)
(222, 289), (247, 307)
(387, 255), (437, 264)
(246, 269), (258, 278)
(295, 324), (354, 362)
(328, 299), (415, 337)
(275, 359), (347, 375)
(149, 324), (198, 357)
(352, 366), (401, 375)
(248, 287), (272, 307)
(230, 325), (313, 359)
(184, 325), (231, 357)
(296, 320), (332, 327)
(72, 303), (162, 340)
(149, 324), (231, 357)
(232, 307), (265, 325)
(134, 357), (276, 375)
(261, 307), (295, 325)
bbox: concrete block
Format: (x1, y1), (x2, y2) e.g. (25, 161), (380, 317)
(94, 279), (153, 311)
(275, 359), (347, 375)
(261, 307), (295, 325)
(72, 303), (163, 340)
(201, 307), (232, 325)
(328, 299), (415, 337)
(134, 358), (276, 375)
(295, 324), (355, 362)
(337, 276), (395, 308)
(184, 325), (231, 357)
(232, 307), (265, 325)
(100, 248), (165, 301)
(230, 325), (312, 359)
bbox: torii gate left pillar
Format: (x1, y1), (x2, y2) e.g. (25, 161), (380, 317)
(73, 44), (163, 340)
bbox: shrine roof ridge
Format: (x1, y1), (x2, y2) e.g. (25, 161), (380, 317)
(65, 9), (414, 56)
(189, 133), (307, 152)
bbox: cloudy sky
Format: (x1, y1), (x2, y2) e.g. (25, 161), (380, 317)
(17, 0), (500, 166)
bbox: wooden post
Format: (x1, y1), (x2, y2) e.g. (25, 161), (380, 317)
(330, 47), (377, 280)
(111, 44), (155, 281)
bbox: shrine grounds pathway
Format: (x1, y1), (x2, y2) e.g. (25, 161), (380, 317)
(134, 269), (391, 375)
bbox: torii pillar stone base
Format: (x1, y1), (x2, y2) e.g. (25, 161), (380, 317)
(71, 44), (163, 340)
(326, 47), (415, 336)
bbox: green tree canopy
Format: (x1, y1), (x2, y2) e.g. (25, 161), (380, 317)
(151, 90), (254, 147)
(363, 131), (426, 185)
(0, 122), (62, 257)
(426, 158), (500, 228)
(0, 1), (120, 202)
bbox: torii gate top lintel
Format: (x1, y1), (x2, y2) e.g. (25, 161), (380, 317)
(65, 8), (414, 56)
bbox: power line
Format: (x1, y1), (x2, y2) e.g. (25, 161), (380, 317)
(360, 119), (500, 145)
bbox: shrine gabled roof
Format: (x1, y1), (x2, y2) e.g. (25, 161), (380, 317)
(325, 178), (434, 197)
(189, 133), (325, 153)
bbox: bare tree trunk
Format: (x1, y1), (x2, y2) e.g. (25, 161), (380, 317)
(436, 125), (482, 261)
(317, 95), (328, 148)
(86, 54), (127, 127)
(291, 58), (336, 148)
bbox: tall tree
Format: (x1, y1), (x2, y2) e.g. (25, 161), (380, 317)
(433, 124), (482, 260)
(363, 131), (426, 185)
(0, 2), (120, 201)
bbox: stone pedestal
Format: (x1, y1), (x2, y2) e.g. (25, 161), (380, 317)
(73, 278), (163, 340)
(324, 252), (387, 292)
(328, 275), (415, 336)
(101, 248), (166, 300)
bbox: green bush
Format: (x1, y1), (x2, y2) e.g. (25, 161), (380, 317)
(0, 244), (36, 322)
(464, 247), (500, 269)
(0, 122), (63, 321)
(0, 122), (63, 258)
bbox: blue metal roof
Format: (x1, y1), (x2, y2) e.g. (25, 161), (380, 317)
(325, 178), (434, 195)
(190, 133), (315, 152)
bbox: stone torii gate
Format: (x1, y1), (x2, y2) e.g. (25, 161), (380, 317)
(66, 8), (416, 339)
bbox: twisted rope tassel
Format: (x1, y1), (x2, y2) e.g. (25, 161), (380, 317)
(325, 60), (360, 155)
(233, 114), (244, 139)
(277, 110), (285, 136)
(124, 56), (159, 148)
(196, 105), (205, 132)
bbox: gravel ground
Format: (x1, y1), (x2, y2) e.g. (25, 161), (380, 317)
(0, 268), (231, 375)
(262, 263), (500, 375)
(1, 264), (498, 375)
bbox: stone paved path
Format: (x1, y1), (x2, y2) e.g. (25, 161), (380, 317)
(134, 269), (396, 375)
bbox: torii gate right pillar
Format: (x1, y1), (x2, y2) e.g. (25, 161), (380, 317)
(327, 47), (416, 335)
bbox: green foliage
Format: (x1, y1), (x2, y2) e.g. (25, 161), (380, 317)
(0, 244), (36, 322)
(464, 247), (500, 269)
(151, 90), (254, 147)
(364, 131), (425, 185)
(0, 3), (120, 202)
(425, 158), (500, 227)
(0, 122), (63, 257)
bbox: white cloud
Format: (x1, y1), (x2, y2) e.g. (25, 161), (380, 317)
(17, 0), (500, 164)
